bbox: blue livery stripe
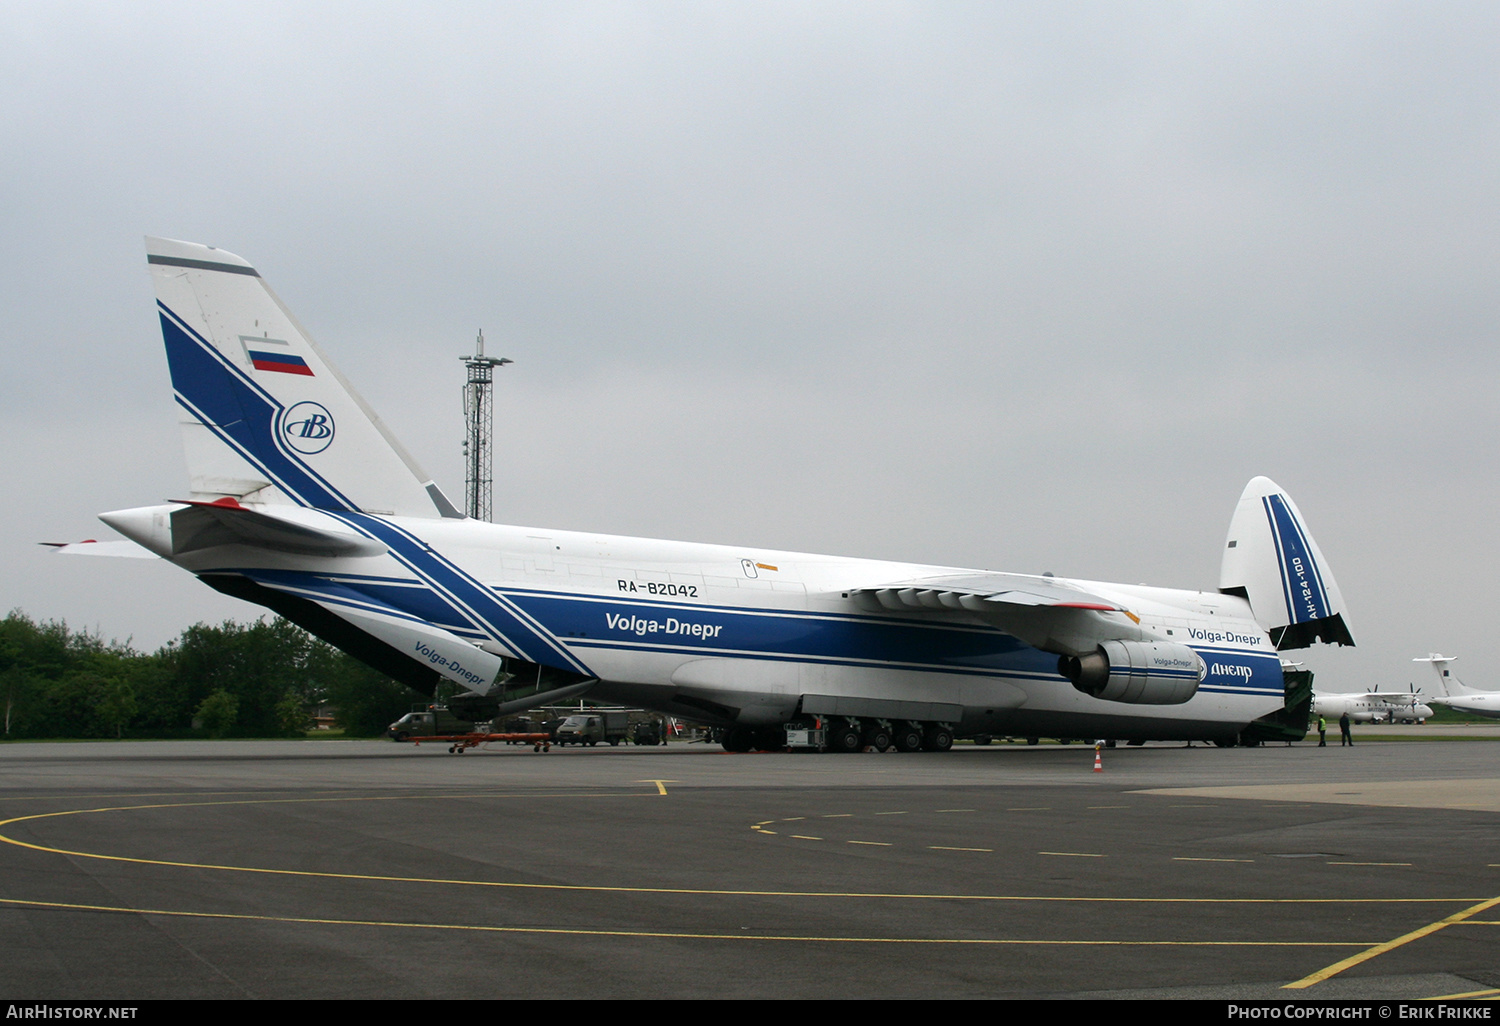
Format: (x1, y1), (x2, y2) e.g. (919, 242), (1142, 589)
(235, 570), (477, 635)
(203, 566), (1284, 693)
(505, 590), (1046, 674)
(568, 637), (1066, 680)
(497, 584), (1031, 638)
(331, 513), (594, 675)
(1263, 494), (1330, 623)
(236, 567), (480, 635)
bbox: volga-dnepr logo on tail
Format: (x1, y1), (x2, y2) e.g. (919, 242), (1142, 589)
(281, 402), (335, 455)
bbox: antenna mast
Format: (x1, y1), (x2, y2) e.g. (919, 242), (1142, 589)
(461, 330), (511, 521)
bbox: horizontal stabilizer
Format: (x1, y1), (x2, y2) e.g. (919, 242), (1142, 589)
(166, 498), (387, 557)
(40, 539), (157, 558)
(99, 501), (387, 559)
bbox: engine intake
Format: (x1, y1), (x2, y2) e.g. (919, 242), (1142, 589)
(1058, 640), (1205, 705)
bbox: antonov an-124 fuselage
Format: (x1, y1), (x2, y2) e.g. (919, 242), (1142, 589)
(82, 238), (1355, 752)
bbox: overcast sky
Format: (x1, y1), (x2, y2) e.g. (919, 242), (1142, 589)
(4, 1), (1498, 693)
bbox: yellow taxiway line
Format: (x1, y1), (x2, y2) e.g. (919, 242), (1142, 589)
(1284, 896), (1500, 989)
(0, 896), (1377, 948)
(0, 797), (1480, 905)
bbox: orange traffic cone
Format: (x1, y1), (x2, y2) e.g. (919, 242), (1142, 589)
(1093, 743), (1103, 773)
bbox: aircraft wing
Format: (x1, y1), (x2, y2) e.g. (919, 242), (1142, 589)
(40, 540), (157, 558)
(850, 573), (1151, 657)
(853, 572), (1120, 613)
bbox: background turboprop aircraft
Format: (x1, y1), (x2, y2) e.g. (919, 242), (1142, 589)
(66, 238), (1356, 751)
(1414, 655), (1500, 720)
(1310, 689), (1432, 724)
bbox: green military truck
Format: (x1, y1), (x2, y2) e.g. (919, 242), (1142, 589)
(553, 710), (631, 746)
(387, 705), (478, 741)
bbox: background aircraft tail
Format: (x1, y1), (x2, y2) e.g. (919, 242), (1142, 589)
(1219, 477), (1354, 650)
(146, 237), (463, 519)
(1414, 654), (1476, 696)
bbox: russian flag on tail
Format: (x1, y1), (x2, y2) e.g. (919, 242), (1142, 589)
(248, 350), (314, 376)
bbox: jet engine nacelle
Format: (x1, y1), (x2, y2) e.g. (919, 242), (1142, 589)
(1059, 640), (1205, 705)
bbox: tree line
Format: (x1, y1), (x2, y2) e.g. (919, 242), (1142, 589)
(0, 610), (423, 739)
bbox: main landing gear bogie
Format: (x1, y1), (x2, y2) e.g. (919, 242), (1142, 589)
(720, 718), (960, 754)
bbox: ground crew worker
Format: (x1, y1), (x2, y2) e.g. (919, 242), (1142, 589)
(1317, 715), (1326, 747)
(1339, 711), (1352, 746)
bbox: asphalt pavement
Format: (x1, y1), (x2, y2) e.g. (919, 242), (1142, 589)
(2, 734), (1497, 999)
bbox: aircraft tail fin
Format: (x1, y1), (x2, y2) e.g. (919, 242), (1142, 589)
(1219, 477), (1354, 650)
(1414, 654), (1476, 696)
(146, 237), (463, 519)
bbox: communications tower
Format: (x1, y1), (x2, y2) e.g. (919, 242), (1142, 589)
(461, 330), (511, 521)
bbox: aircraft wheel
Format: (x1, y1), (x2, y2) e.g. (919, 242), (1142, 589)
(722, 727), (755, 753)
(892, 724), (924, 752)
(1026, 737), (1039, 746)
(922, 726), (953, 752)
(863, 726), (892, 752)
(752, 727), (787, 752)
(828, 725), (863, 753)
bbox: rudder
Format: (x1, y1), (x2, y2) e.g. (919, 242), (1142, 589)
(1219, 476), (1354, 650)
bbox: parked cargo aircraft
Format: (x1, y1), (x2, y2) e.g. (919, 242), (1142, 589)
(76, 238), (1356, 750)
(1414, 655), (1500, 720)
